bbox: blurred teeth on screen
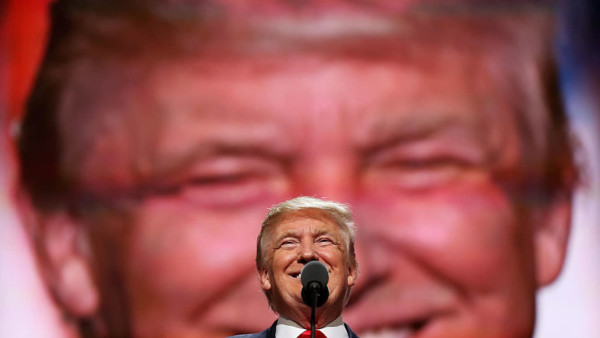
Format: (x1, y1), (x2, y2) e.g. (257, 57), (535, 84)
(361, 327), (413, 338)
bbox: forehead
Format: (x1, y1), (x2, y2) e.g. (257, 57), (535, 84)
(272, 210), (342, 237)
(58, 12), (550, 194)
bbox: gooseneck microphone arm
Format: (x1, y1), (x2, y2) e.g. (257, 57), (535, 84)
(301, 261), (330, 338)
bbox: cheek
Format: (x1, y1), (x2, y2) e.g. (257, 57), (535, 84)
(121, 199), (270, 306)
(317, 248), (350, 287)
(357, 180), (532, 292)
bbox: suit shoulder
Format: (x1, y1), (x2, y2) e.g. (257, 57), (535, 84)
(226, 330), (269, 338)
(227, 320), (275, 338)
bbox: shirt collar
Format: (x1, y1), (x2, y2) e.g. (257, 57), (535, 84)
(275, 315), (348, 338)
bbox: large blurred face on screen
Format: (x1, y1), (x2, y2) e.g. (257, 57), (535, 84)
(44, 10), (571, 338)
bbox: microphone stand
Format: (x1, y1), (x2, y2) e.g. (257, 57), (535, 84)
(310, 283), (318, 338)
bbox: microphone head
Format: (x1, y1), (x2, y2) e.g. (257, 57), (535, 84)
(300, 261), (330, 307)
(301, 261), (329, 288)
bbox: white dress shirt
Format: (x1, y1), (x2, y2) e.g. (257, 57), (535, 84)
(275, 315), (348, 338)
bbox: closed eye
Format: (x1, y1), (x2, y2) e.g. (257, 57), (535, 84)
(364, 149), (481, 191)
(138, 155), (289, 208)
(316, 237), (335, 245)
(361, 123), (488, 191)
(367, 158), (470, 190)
(279, 239), (300, 249)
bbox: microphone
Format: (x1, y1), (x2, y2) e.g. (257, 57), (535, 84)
(301, 261), (330, 307)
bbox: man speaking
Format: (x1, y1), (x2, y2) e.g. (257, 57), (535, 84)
(230, 196), (359, 338)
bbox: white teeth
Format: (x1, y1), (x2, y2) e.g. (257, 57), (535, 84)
(361, 328), (413, 338)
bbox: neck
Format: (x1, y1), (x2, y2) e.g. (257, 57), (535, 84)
(279, 314), (343, 330)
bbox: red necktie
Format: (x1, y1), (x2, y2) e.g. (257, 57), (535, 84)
(298, 329), (326, 338)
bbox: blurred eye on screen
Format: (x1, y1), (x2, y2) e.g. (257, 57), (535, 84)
(364, 150), (475, 190)
(150, 156), (288, 208)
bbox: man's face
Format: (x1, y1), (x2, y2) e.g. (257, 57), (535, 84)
(55, 18), (567, 338)
(258, 211), (357, 328)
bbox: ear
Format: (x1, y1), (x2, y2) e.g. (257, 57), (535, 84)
(32, 207), (99, 317)
(347, 265), (358, 287)
(258, 268), (272, 291)
(533, 194), (572, 287)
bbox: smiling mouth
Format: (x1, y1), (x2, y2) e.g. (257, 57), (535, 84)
(360, 320), (428, 338)
(290, 272), (301, 279)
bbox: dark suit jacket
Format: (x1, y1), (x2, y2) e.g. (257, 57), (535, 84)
(228, 320), (360, 338)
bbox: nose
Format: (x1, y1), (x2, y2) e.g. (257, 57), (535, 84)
(299, 240), (319, 263)
(293, 157), (357, 207)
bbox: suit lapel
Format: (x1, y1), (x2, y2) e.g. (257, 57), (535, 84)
(265, 320), (277, 338)
(344, 323), (359, 338)
(264, 320), (358, 338)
